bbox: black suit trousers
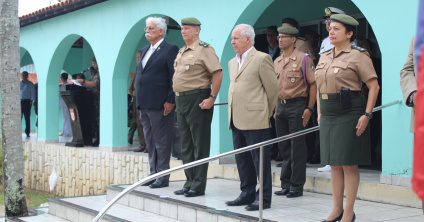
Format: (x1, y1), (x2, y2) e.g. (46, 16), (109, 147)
(231, 126), (272, 205)
(21, 99), (32, 136)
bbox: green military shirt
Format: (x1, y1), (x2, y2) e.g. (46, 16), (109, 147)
(173, 39), (222, 93)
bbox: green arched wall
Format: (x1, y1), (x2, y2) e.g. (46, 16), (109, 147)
(19, 0), (419, 177)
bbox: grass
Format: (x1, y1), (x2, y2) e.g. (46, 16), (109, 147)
(0, 185), (59, 209)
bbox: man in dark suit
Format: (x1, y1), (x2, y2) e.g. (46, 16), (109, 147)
(135, 16), (179, 189)
(225, 24), (278, 211)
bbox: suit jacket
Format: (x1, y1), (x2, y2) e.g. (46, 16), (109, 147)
(135, 40), (179, 110)
(400, 38), (417, 131)
(228, 48), (278, 130)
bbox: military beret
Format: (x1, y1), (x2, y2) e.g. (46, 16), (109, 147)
(324, 7), (345, 18)
(330, 14), (359, 26)
(277, 26), (299, 36)
(181, 17), (201, 26)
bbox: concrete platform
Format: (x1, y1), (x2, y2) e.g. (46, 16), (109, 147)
(108, 179), (424, 222)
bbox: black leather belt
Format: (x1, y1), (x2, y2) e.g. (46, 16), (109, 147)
(320, 91), (361, 100)
(279, 97), (307, 104)
(175, 88), (210, 97)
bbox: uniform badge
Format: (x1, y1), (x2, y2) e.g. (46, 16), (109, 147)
(334, 68), (339, 73)
(292, 64), (297, 68)
(185, 65), (190, 70)
(291, 78), (296, 83)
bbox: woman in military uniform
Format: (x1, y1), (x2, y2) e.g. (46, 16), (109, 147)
(315, 14), (380, 222)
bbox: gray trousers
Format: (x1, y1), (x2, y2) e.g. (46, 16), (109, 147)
(139, 109), (174, 183)
(275, 98), (308, 191)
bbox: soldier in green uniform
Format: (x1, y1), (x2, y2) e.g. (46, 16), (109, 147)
(77, 57), (100, 146)
(315, 14), (379, 222)
(172, 17), (223, 197)
(273, 25), (316, 198)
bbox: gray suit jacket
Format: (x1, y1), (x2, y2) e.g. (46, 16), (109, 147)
(400, 38), (417, 131)
(228, 48), (278, 130)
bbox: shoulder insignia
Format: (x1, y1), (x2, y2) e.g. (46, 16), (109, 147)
(199, 41), (209, 47)
(323, 48), (332, 54)
(351, 45), (367, 52)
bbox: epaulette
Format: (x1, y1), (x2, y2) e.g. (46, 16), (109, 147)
(322, 48), (332, 54)
(351, 45), (367, 52)
(199, 41), (209, 47)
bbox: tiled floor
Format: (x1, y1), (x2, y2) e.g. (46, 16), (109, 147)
(125, 179), (424, 222)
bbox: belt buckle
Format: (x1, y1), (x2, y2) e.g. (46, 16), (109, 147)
(321, 94), (328, 100)
(175, 92), (180, 96)
(280, 99), (287, 104)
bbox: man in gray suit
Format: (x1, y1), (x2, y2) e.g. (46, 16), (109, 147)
(225, 24), (278, 211)
(135, 17), (179, 188)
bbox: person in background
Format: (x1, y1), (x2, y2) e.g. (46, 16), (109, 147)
(20, 71), (35, 138)
(128, 51), (146, 152)
(59, 72), (72, 138)
(273, 25), (316, 198)
(76, 57), (100, 146)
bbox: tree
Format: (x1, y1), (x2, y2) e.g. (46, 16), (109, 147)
(0, 0), (29, 217)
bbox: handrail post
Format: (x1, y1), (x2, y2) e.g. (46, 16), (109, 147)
(259, 145), (264, 222)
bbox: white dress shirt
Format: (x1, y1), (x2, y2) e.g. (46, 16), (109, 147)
(236, 46), (253, 71)
(141, 38), (164, 68)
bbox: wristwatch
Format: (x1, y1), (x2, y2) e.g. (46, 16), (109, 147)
(364, 112), (373, 120)
(304, 106), (314, 113)
(210, 94), (217, 100)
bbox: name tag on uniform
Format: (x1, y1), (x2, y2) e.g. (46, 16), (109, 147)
(292, 64), (297, 68)
(321, 94), (329, 100)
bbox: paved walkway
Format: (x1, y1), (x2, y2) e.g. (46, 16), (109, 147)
(127, 179), (424, 222)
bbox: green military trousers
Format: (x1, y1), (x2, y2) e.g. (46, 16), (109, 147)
(175, 89), (213, 193)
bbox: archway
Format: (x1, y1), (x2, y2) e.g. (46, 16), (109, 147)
(220, 0), (383, 169)
(41, 35), (98, 143)
(109, 14), (183, 147)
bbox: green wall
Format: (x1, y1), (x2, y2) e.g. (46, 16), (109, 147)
(18, 0), (419, 176)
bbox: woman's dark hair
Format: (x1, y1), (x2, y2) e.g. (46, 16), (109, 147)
(344, 24), (356, 42)
(331, 20), (356, 42)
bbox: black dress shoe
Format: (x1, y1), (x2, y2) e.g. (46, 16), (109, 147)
(149, 181), (169, 189)
(321, 210), (343, 222)
(141, 180), (155, 186)
(128, 146), (145, 152)
(184, 190), (205, 197)
(225, 197), (254, 206)
(274, 188), (290, 196)
(245, 202), (271, 211)
(174, 188), (189, 195)
(286, 190), (303, 198)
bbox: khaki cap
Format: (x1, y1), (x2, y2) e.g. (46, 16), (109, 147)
(324, 7), (345, 18)
(277, 26), (299, 36)
(330, 14), (359, 26)
(181, 17), (201, 26)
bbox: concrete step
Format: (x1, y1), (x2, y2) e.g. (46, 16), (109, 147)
(106, 179), (424, 222)
(107, 181), (274, 222)
(48, 195), (181, 222)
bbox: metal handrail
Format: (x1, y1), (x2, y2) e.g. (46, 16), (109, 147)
(93, 99), (401, 222)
